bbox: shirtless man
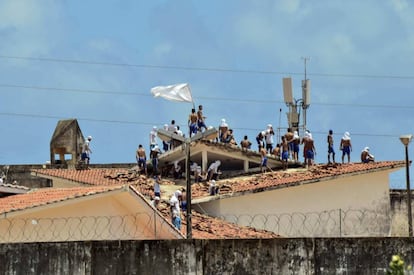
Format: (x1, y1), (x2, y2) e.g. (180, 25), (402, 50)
(260, 145), (272, 173)
(327, 129), (335, 164)
(240, 135), (252, 150)
(136, 144), (147, 175)
(272, 144), (280, 159)
(361, 147), (375, 163)
(303, 132), (316, 168)
(197, 105), (207, 132)
(281, 136), (289, 170)
(188, 108), (198, 137)
(290, 130), (300, 162)
(285, 128), (294, 159)
(340, 131), (352, 164)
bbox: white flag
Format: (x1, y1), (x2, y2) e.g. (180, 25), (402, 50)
(150, 83), (193, 103)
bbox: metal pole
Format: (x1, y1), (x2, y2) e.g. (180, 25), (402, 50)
(406, 145), (413, 237)
(185, 139), (192, 239)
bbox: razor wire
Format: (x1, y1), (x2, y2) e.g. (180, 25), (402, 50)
(0, 208), (408, 243)
(0, 212), (175, 243)
(217, 208), (403, 237)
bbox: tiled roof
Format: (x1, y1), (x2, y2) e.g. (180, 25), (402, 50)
(34, 161), (405, 200)
(33, 168), (279, 238)
(33, 168), (130, 186)
(33, 168), (155, 197)
(29, 161), (404, 239)
(191, 161), (406, 199)
(155, 201), (279, 239)
(0, 185), (123, 215)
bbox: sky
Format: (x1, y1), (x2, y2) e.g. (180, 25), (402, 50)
(0, 0), (413, 188)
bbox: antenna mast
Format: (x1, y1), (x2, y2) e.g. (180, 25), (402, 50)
(301, 57), (311, 134)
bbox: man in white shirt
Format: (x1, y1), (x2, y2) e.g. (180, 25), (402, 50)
(169, 190), (182, 230)
(207, 160), (221, 181)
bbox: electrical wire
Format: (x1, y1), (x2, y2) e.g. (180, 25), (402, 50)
(0, 83), (413, 109)
(1, 54), (414, 79)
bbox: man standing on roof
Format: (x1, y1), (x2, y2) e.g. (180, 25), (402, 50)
(265, 124), (275, 154)
(303, 131), (316, 168)
(150, 145), (162, 175)
(340, 131), (352, 164)
(327, 129), (336, 164)
(259, 145), (272, 173)
(153, 174), (161, 198)
(170, 190), (182, 230)
(149, 126), (158, 151)
(188, 109), (198, 137)
(285, 128), (294, 160)
(256, 131), (265, 152)
(218, 118), (229, 142)
(281, 136), (289, 170)
(81, 136), (92, 167)
(197, 105), (207, 133)
(136, 144), (147, 176)
(290, 130), (300, 162)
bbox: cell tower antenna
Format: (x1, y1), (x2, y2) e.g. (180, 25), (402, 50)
(301, 56), (310, 80)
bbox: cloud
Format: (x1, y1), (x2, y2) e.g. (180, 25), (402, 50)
(0, 0), (64, 57)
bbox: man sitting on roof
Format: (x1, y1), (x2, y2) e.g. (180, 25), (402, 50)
(361, 147), (375, 163)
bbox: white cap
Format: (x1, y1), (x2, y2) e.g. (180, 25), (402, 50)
(154, 196), (160, 201)
(87, 136), (92, 140)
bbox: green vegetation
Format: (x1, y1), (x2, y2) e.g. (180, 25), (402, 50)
(387, 255), (412, 275)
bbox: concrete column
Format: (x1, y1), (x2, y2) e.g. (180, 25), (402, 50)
(202, 150), (208, 172)
(244, 160), (249, 172)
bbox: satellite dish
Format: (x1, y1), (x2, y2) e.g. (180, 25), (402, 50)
(283, 77), (293, 104)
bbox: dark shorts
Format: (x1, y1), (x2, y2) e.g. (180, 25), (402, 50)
(197, 120), (206, 129)
(262, 157), (268, 166)
(266, 143), (273, 152)
(138, 157), (146, 168)
(306, 150), (314, 159)
(190, 123), (198, 134)
(81, 153), (89, 160)
(328, 145), (335, 154)
(342, 146), (351, 155)
(293, 143), (299, 153)
(282, 151), (289, 160)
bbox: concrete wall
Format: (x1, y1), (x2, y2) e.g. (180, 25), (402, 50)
(1, 238), (414, 274)
(0, 165), (52, 188)
(194, 171), (392, 237)
(0, 189), (181, 242)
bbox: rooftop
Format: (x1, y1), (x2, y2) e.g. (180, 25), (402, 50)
(0, 185), (124, 215)
(33, 160), (405, 200)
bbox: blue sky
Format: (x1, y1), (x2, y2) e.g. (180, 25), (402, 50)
(0, 0), (413, 188)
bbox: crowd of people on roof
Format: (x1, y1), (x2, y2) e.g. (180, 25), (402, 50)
(133, 104), (377, 231)
(135, 104), (377, 177)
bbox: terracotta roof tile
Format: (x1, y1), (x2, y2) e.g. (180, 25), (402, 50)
(0, 185), (123, 215)
(33, 168), (155, 196)
(155, 201), (279, 239)
(30, 161), (404, 239)
(191, 161), (405, 198)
